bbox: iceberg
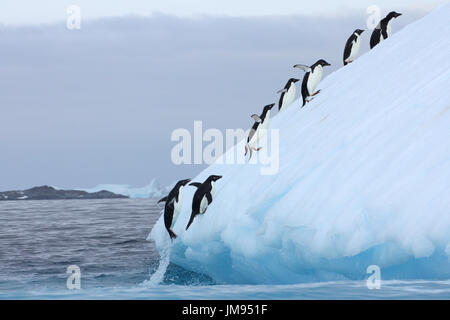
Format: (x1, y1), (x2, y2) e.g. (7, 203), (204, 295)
(149, 5), (450, 284)
(80, 178), (166, 198)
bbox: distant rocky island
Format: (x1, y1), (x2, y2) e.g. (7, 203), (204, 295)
(0, 186), (128, 201)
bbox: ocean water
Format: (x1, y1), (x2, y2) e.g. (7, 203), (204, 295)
(0, 199), (448, 300)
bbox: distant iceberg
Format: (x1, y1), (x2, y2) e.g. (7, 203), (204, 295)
(149, 5), (450, 284)
(79, 178), (169, 198)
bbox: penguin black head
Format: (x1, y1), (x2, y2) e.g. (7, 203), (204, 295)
(208, 175), (222, 182)
(387, 11), (402, 19)
(354, 29), (365, 35)
(263, 103), (275, 112)
(176, 178), (191, 187)
(316, 59), (331, 67)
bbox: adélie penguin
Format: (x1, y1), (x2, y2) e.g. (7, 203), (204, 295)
(245, 103), (275, 160)
(186, 175), (223, 230)
(277, 78), (300, 111)
(157, 178), (191, 240)
(343, 29), (364, 65)
(370, 11), (402, 49)
(294, 59), (331, 107)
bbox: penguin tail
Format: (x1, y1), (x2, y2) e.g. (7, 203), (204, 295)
(168, 229), (177, 240)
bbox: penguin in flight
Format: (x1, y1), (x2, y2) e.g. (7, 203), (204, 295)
(294, 59), (331, 107)
(370, 11), (402, 49)
(158, 178), (191, 240)
(277, 78), (300, 111)
(245, 103), (275, 160)
(343, 29), (364, 65)
(186, 175), (222, 230)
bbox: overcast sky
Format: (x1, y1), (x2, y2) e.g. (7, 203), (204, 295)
(0, 1), (444, 190)
(0, 0), (445, 25)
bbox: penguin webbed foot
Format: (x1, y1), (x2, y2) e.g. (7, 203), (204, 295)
(168, 229), (177, 241)
(302, 98), (313, 107)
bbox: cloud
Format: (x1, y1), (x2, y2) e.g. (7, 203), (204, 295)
(0, 10), (428, 189)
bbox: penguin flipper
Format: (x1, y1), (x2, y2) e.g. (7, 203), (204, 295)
(370, 29), (380, 49)
(189, 182), (202, 188)
(206, 192), (212, 205)
(293, 64), (311, 72)
(186, 213), (197, 230)
(251, 114), (262, 123)
(157, 196), (168, 203)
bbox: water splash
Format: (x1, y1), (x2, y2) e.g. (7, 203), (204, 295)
(142, 237), (171, 287)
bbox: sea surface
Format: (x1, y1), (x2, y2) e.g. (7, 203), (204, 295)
(0, 199), (448, 300)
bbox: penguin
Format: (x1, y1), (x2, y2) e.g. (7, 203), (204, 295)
(277, 78), (300, 111)
(370, 11), (402, 49)
(186, 175), (222, 230)
(294, 59), (331, 107)
(245, 103), (275, 160)
(157, 178), (191, 240)
(343, 29), (365, 65)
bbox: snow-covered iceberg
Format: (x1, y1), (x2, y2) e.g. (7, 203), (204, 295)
(80, 179), (166, 198)
(149, 5), (450, 284)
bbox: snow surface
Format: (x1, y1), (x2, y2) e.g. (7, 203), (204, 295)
(149, 5), (450, 284)
(80, 178), (167, 198)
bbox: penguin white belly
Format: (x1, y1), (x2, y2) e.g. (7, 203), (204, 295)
(281, 84), (296, 110)
(387, 20), (392, 37)
(348, 37), (361, 61)
(249, 112), (270, 147)
(307, 66), (323, 95)
(171, 199), (181, 228)
(210, 181), (216, 197)
(199, 195), (209, 214)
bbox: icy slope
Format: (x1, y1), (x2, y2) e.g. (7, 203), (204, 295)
(149, 5), (450, 284)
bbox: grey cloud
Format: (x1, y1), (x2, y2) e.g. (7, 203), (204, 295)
(0, 9), (427, 189)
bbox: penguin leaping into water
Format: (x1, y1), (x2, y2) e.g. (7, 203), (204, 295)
(245, 103), (275, 160)
(370, 11), (402, 49)
(277, 78), (300, 112)
(343, 29), (364, 65)
(294, 59), (331, 107)
(158, 178), (191, 240)
(186, 175), (222, 230)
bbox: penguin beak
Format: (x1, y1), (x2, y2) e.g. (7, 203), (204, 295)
(395, 12), (402, 17)
(294, 78), (300, 83)
(183, 179), (191, 185)
(324, 62), (331, 66)
(215, 176), (223, 181)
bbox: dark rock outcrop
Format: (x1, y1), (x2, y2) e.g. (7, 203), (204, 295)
(0, 185), (128, 201)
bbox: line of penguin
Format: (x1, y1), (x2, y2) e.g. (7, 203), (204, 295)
(157, 11), (402, 240)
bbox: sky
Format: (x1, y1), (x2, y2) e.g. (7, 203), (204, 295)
(0, 1), (446, 190)
(0, 0), (445, 25)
